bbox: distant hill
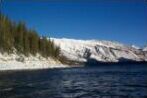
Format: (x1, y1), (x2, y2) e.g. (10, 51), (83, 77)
(52, 38), (147, 65)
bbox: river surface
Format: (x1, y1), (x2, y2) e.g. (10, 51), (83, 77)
(0, 64), (147, 98)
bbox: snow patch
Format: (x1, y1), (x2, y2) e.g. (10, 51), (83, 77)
(143, 47), (147, 51)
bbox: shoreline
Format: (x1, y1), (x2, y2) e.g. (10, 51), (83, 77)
(0, 52), (68, 71)
(0, 52), (146, 71)
(1, 61), (147, 71)
(0, 65), (69, 71)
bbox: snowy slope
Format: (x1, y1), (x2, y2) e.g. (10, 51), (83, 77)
(131, 45), (141, 50)
(0, 52), (68, 70)
(52, 38), (147, 63)
(143, 47), (147, 51)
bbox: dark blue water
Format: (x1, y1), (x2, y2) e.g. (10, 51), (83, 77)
(0, 64), (147, 98)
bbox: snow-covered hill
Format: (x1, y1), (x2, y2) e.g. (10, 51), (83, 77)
(52, 38), (147, 63)
(0, 38), (146, 70)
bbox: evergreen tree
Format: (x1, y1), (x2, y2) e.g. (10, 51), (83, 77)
(14, 22), (25, 53)
(0, 13), (62, 62)
(29, 30), (39, 55)
(0, 13), (14, 53)
(23, 31), (30, 56)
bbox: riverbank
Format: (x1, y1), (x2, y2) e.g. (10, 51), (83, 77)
(0, 53), (68, 71)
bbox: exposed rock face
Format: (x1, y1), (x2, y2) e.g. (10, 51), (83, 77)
(52, 38), (147, 63)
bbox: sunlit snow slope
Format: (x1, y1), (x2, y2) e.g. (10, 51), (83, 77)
(52, 38), (147, 63)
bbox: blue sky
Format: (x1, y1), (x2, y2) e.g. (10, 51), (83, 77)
(1, 0), (147, 47)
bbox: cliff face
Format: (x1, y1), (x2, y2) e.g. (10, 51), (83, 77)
(52, 38), (147, 64)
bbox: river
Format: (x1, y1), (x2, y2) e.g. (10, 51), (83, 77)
(0, 64), (147, 98)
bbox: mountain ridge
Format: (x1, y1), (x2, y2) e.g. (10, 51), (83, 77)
(51, 38), (147, 65)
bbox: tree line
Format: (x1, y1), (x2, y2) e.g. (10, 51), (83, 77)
(0, 13), (60, 59)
